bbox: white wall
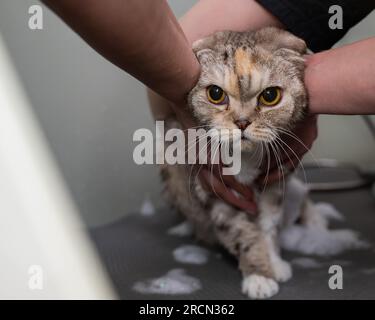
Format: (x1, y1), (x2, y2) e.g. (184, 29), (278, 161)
(0, 1), (373, 226)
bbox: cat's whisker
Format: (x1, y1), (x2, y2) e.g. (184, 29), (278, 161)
(270, 139), (287, 199)
(273, 133), (308, 184)
(217, 140), (233, 197)
(188, 138), (212, 200)
(260, 142), (271, 196)
(184, 129), (229, 156)
(255, 144), (265, 171)
(273, 126), (320, 168)
(269, 140), (285, 194)
(208, 139), (225, 202)
(188, 136), (210, 199)
(180, 124), (211, 132)
(262, 127), (309, 184)
(272, 134), (297, 172)
(184, 131), (210, 149)
(257, 141), (265, 169)
(189, 139), (212, 201)
(273, 127), (311, 151)
(184, 132), (212, 157)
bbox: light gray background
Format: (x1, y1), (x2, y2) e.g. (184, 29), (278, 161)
(0, 1), (374, 226)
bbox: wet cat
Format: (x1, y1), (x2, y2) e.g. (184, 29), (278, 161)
(160, 27), (364, 299)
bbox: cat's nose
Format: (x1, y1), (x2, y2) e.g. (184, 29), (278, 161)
(234, 119), (250, 131)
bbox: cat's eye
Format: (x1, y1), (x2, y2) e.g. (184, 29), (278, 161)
(258, 87), (282, 107)
(206, 85), (228, 105)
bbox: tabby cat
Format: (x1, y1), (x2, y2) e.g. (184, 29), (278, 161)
(160, 28), (351, 299)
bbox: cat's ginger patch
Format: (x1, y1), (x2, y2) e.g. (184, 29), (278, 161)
(234, 48), (254, 77)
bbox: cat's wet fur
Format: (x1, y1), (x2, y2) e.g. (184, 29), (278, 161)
(161, 28), (335, 299)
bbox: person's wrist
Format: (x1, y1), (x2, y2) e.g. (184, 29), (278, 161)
(175, 0), (285, 109)
(304, 51), (327, 114)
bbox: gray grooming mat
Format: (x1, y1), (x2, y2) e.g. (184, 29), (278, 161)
(90, 186), (375, 300)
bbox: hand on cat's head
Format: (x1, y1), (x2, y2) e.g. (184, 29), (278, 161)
(188, 27), (317, 213)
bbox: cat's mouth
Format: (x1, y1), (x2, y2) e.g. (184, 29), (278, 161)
(241, 132), (250, 141)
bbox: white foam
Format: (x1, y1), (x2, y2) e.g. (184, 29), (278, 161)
(133, 269), (201, 295)
(140, 196), (155, 216)
(315, 202), (344, 221)
(291, 257), (324, 269)
(173, 245), (209, 265)
(167, 221), (193, 237)
(280, 225), (369, 256)
(283, 177), (309, 227)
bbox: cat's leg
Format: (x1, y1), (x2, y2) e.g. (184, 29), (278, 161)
(282, 196), (367, 256)
(258, 189), (292, 283)
(299, 198), (329, 229)
(210, 201), (282, 299)
(162, 163), (217, 244)
(283, 177), (331, 229)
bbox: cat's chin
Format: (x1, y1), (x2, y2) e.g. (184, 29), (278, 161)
(240, 138), (257, 152)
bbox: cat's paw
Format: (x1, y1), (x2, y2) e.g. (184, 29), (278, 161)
(272, 260), (292, 283)
(242, 274), (279, 299)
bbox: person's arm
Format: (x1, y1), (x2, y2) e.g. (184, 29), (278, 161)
(306, 37), (375, 115)
(42, 0), (199, 104)
(252, 0), (375, 114)
(148, 0), (284, 121)
(148, 0), (288, 214)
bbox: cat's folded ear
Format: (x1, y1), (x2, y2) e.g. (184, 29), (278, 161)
(254, 27), (307, 54)
(192, 31), (230, 62)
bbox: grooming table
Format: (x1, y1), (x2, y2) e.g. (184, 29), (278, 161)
(91, 186), (375, 299)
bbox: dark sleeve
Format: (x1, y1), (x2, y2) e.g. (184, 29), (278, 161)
(256, 0), (375, 51)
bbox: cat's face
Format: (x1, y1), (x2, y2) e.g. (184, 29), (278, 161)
(188, 27), (308, 152)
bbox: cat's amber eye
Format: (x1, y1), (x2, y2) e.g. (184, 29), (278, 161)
(258, 87), (282, 107)
(206, 85), (227, 105)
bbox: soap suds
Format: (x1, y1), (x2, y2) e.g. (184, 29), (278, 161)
(291, 257), (324, 269)
(315, 202), (344, 221)
(140, 196), (155, 216)
(283, 177), (309, 226)
(133, 269), (201, 295)
(280, 225), (369, 256)
(173, 245), (210, 265)
(167, 221), (193, 237)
